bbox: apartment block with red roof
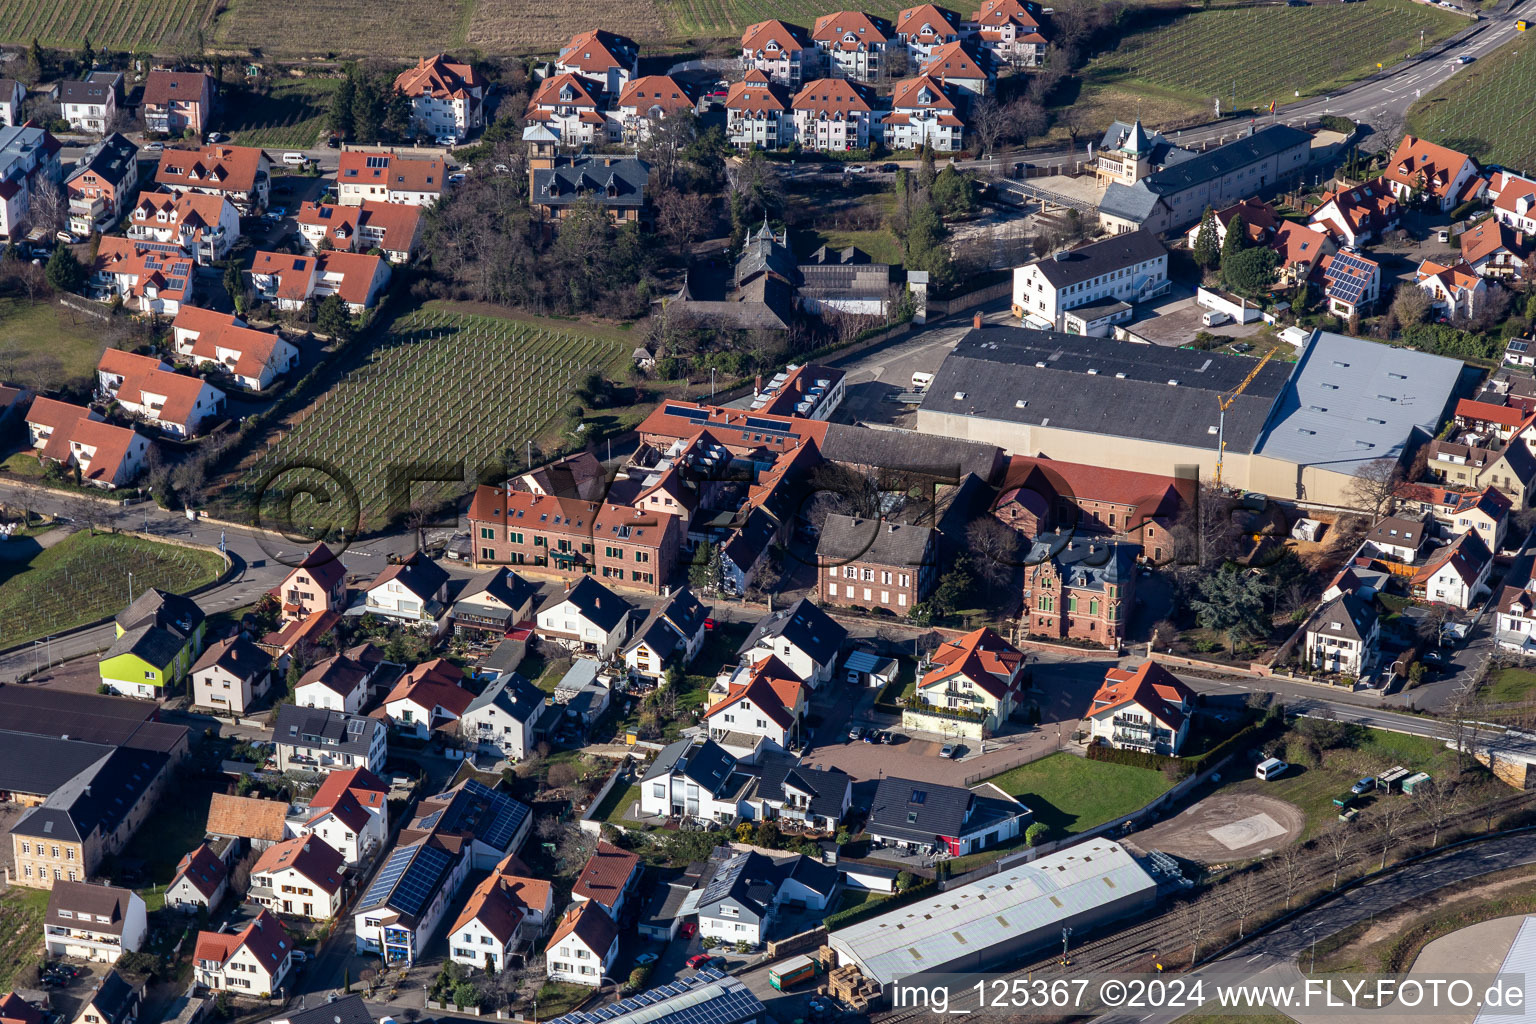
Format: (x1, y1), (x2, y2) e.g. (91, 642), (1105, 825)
(1490, 170), (1536, 235)
(249, 835), (346, 920)
(742, 19), (818, 87)
(249, 249), (391, 314)
(22, 398), (148, 489)
(65, 133), (138, 236)
(918, 39), (992, 96)
(896, 3), (965, 60)
(556, 30), (640, 96)
(967, 0), (1047, 67)
(813, 11), (895, 82)
(883, 75), (966, 152)
(1415, 257), (1490, 320)
(296, 200), (423, 263)
(193, 910), (292, 996)
(1381, 134), (1482, 213)
(142, 71), (216, 135)
(171, 306), (299, 392)
(1085, 661), (1195, 755)
(524, 73), (612, 147)
(993, 454), (1189, 564)
(725, 70), (792, 150)
(97, 347), (224, 438)
(913, 627), (1024, 734)
(616, 76), (695, 144)
(393, 55), (485, 142)
(792, 78), (876, 151)
(155, 144), (268, 215)
(89, 237), (197, 315)
(126, 190), (241, 263)
(336, 151), (445, 207)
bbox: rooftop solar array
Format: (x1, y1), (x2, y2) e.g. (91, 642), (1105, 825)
(1324, 250), (1376, 305)
(460, 778), (531, 850)
(359, 844), (415, 912)
(358, 841), (456, 917)
(544, 970), (763, 1024)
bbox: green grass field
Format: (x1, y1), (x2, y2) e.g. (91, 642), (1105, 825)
(226, 79), (342, 151)
(983, 753), (1174, 835)
(592, 782), (645, 827)
(120, 777), (220, 903)
(1486, 667), (1536, 705)
(0, 0), (215, 51)
(0, 531), (225, 649)
(1081, 0), (1464, 124)
(1408, 40), (1536, 175)
(0, 297), (112, 390)
(221, 303), (630, 533)
(0, 887), (48, 991)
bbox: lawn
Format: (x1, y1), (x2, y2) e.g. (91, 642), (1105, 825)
(534, 981), (594, 1019)
(1079, 0), (1464, 124)
(119, 778), (221, 895)
(591, 782), (644, 827)
(0, 296), (112, 390)
(983, 753), (1174, 835)
(0, 886), (49, 992)
(211, 302), (632, 533)
(1408, 39), (1536, 175)
(225, 79), (343, 151)
(0, 0), (213, 50)
(0, 532), (225, 650)
(830, 889), (889, 916)
(1486, 667), (1536, 705)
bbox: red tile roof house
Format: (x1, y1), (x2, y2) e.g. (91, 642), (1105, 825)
(545, 901), (619, 987)
(1415, 257), (1491, 320)
(165, 841), (229, 912)
(142, 71), (216, 136)
(616, 76), (695, 145)
(1460, 218), (1534, 281)
(556, 29), (640, 96)
(742, 19), (818, 87)
(570, 841), (642, 919)
(884, 75), (966, 153)
(725, 70), (792, 150)
(249, 250), (391, 314)
(1085, 661), (1196, 755)
(155, 143), (269, 215)
(97, 347), (225, 438)
(993, 455), (1190, 564)
(919, 39), (993, 96)
(967, 0), (1047, 67)
(22, 397), (148, 489)
(90, 237), (198, 316)
(268, 541), (349, 625)
(1380, 134), (1483, 213)
(1410, 530), (1493, 610)
(813, 11), (896, 82)
(1312, 247), (1381, 318)
(126, 190), (241, 264)
(336, 151), (446, 207)
(703, 662), (805, 751)
(172, 306), (299, 392)
(295, 200), (423, 264)
(393, 55), (485, 143)
(0, 995), (39, 1024)
(791, 78), (876, 152)
(896, 3), (965, 61)
(524, 74), (612, 148)
(193, 909), (293, 996)
(382, 658), (473, 738)
(1306, 177), (1401, 247)
(447, 854), (555, 970)
(913, 626), (1025, 736)
(1490, 169), (1536, 235)
(1268, 220), (1336, 289)
(249, 835), (346, 920)
(297, 766), (389, 864)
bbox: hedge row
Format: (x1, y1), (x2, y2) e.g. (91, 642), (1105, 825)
(1085, 742), (1188, 777)
(823, 879), (935, 930)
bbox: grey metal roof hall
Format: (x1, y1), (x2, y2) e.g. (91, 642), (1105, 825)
(919, 325), (1291, 452)
(1253, 329), (1464, 477)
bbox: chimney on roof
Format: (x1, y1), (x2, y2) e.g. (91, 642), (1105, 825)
(973, 311), (983, 329)
(754, 374), (763, 396)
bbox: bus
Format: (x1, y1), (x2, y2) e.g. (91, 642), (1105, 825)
(769, 955), (818, 991)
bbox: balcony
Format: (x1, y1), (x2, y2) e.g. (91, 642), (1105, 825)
(70, 196), (107, 217)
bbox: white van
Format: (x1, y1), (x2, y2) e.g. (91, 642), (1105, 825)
(282, 152), (308, 166)
(1201, 309), (1232, 328)
(1256, 757), (1289, 781)
(911, 371), (935, 391)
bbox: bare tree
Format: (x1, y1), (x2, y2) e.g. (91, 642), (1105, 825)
(1277, 845), (1307, 907)
(228, 848), (256, 895)
(966, 516), (1021, 594)
(1178, 894), (1213, 966)
(1416, 779), (1461, 847)
(1391, 283), (1432, 327)
(28, 178), (66, 236)
(1224, 865), (1264, 939)
(969, 96), (1016, 158)
(1172, 482), (1241, 568)
(1010, 99), (1048, 148)
(1370, 801), (1411, 870)
(655, 187), (711, 252)
(1343, 457), (1404, 520)
(1321, 819), (1357, 889)
(64, 492), (107, 535)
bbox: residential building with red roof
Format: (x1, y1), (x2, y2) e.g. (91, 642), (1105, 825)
(896, 3), (965, 59)
(1490, 169), (1536, 235)
(1307, 177), (1401, 247)
(571, 841), (642, 918)
(382, 658), (473, 738)
(250, 835), (346, 920)
(336, 151), (445, 207)
(127, 190), (241, 263)
(1411, 530), (1493, 609)
(22, 398), (147, 489)
(1269, 220), (1335, 289)
(1396, 482), (1511, 552)
(298, 766), (388, 864)
(914, 627), (1024, 734)
(249, 249), (390, 314)
(166, 841), (229, 912)
(791, 77), (876, 151)
(704, 659), (806, 751)
(524, 73), (612, 148)
(884, 75), (966, 152)
(142, 71), (216, 135)
(742, 19), (818, 86)
(193, 909), (292, 995)
(1313, 247), (1381, 318)
(1381, 134), (1482, 212)
(65, 132), (138, 236)
(616, 76), (694, 144)
(0, 993), (42, 1024)
(812, 11), (895, 82)
(268, 541), (349, 626)
(258, 608), (341, 669)
(90, 237), (198, 316)
(155, 144), (269, 215)
(967, 0), (1047, 67)
(1416, 257), (1490, 320)
(556, 30), (640, 95)
(546, 901), (618, 987)
(1183, 196), (1281, 250)
(206, 793), (291, 851)
(1085, 661), (1195, 755)
(97, 347), (224, 438)
(0, 124), (63, 239)
(1454, 397), (1526, 441)
(725, 70), (792, 150)
(296, 199), (423, 263)
(918, 39), (992, 96)
(171, 306), (299, 392)
(393, 55), (485, 142)
(1460, 218), (1532, 281)
(994, 454), (1190, 563)
(636, 400), (829, 455)
(446, 851), (553, 970)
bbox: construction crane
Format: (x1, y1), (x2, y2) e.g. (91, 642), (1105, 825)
(1215, 346), (1279, 489)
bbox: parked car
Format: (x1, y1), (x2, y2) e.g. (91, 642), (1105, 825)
(1201, 309), (1232, 327)
(880, 163), (899, 172)
(635, 953), (658, 966)
(848, 726), (863, 743)
(861, 730), (877, 743)
(845, 164), (867, 174)
(940, 744), (957, 758)
(686, 954), (720, 970)
(290, 950), (310, 963)
(679, 921), (697, 938)
(878, 731), (893, 744)
(703, 617), (716, 631)
(1351, 777), (1376, 795)
(437, 136), (460, 148)
(326, 135), (341, 148)
(145, 141), (164, 152)
(205, 132), (229, 143)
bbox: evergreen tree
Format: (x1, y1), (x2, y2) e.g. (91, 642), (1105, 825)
(1220, 212), (1247, 264)
(382, 87), (414, 142)
(44, 244), (84, 293)
(29, 38), (44, 79)
(222, 260), (244, 311)
(78, 36), (94, 72)
(1189, 565), (1272, 654)
(688, 542), (725, 595)
(328, 72), (357, 139)
(352, 77), (382, 144)
(917, 143), (937, 190)
(316, 294), (354, 340)
(1192, 206), (1220, 267)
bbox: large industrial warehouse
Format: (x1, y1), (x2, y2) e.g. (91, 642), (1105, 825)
(914, 327), (1465, 507)
(826, 840), (1159, 987)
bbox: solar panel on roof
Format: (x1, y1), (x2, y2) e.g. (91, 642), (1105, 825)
(360, 845), (414, 909)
